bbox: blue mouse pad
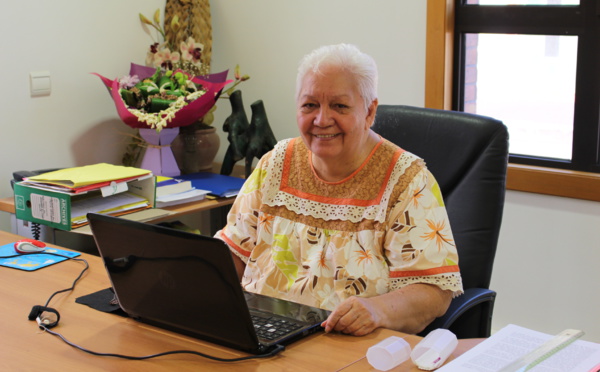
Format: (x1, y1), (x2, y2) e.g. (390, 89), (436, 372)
(0, 243), (81, 271)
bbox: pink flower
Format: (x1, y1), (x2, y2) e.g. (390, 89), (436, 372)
(145, 42), (160, 66)
(180, 36), (203, 64)
(153, 47), (181, 70)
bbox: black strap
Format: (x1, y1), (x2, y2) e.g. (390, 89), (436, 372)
(28, 305), (60, 328)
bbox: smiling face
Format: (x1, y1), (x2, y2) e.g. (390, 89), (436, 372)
(296, 65), (378, 179)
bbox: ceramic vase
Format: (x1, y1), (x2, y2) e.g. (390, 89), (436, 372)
(171, 122), (221, 174)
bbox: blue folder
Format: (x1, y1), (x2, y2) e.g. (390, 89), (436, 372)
(176, 172), (246, 198)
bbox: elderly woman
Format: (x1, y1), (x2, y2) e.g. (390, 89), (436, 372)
(216, 44), (463, 336)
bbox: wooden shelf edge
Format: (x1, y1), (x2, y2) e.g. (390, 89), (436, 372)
(507, 164), (600, 202)
(0, 197), (15, 214)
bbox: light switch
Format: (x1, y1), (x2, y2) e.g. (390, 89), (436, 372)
(30, 71), (51, 97)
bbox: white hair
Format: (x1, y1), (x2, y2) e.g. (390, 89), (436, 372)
(296, 43), (378, 110)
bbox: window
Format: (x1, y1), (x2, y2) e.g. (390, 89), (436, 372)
(454, 0), (600, 173)
(464, 33), (577, 161)
(425, 0), (600, 201)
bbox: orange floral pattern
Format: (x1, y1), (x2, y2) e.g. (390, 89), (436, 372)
(216, 138), (463, 310)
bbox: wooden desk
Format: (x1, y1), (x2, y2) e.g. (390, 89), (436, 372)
(0, 231), (482, 371)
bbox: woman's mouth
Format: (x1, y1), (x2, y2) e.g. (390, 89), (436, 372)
(314, 133), (339, 139)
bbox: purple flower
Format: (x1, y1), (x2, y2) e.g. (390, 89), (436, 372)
(119, 75), (140, 89)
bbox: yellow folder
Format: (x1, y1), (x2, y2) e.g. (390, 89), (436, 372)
(26, 163), (151, 188)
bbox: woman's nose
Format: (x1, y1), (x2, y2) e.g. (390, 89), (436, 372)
(314, 107), (333, 127)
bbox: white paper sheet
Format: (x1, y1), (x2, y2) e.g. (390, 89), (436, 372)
(438, 324), (600, 372)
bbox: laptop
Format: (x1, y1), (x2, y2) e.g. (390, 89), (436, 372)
(87, 213), (330, 355)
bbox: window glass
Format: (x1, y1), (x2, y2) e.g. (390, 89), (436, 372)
(465, 0), (579, 5)
(463, 33), (577, 159)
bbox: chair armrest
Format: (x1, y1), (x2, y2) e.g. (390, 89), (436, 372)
(420, 287), (496, 338)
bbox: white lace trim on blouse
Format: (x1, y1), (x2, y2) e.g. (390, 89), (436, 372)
(390, 272), (464, 298)
(262, 139), (417, 224)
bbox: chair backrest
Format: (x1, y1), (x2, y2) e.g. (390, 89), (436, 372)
(372, 105), (509, 291)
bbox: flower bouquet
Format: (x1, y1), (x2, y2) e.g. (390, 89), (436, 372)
(94, 63), (230, 132)
(93, 5), (245, 177)
(93, 64), (231, 177)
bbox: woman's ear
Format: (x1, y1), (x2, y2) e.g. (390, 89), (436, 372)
(366, 98), (379, 129)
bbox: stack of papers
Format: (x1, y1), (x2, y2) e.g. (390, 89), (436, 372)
(438, 324), (600, 371)
(155, 188), (210, 208)
(156, 176), (193, 197)
(70, 192), (150, 227)
(15, 163), (154, 229)
(153, 175), (210, 208)
(21, 163), (152, 194)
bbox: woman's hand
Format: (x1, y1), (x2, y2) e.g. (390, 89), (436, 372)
(321, 296), (382, 336)
(322, 284), (453, 336)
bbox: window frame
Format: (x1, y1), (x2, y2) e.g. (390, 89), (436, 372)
(425, 0), (600, 202)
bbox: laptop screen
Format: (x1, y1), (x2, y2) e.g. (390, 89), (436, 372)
(88, 213), (261, 351)
(87, 213), (329, 354)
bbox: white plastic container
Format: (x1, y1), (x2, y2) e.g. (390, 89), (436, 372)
(410, 329), (458, 370)
(366, 336), (411, 371)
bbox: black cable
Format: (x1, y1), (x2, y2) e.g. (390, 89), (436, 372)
(0, 252), (89, 308)
(40, 325), (285, 362)
(31, 223), (41, 240)
(40, 254), (89, 307)
(3, 250), (286, 363)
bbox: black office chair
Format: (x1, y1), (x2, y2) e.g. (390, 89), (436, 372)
(372, 105), (509, 339)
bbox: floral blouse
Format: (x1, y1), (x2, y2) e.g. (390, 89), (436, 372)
(216, 137), (463, 311)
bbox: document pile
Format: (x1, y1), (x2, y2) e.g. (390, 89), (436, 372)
(438, 324), (600, 372)
(156, 176), (193, 197)
(154, 176), (209, 208)
(14, 163), (154, 230)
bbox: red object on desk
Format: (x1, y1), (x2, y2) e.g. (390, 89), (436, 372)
(14, 239), (46, 254)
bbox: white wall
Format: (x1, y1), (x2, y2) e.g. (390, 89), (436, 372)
(494, 192), (600, 342)
(208, 0), (426, 155)
(0, 0), (164, 203)
(1, 0), (598, 343)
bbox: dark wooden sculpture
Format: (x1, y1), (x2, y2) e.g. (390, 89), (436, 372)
(221, 90), (277, 178)
(221, 90), (249, 176)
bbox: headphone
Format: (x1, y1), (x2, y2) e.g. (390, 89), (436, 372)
(28, 305), (60, 328)
(3, 239), (89, 330)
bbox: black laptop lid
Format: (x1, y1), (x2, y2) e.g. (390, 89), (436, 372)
(87, 213), (261, 352)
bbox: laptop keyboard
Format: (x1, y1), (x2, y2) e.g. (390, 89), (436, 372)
(251, 314), (304, 341)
